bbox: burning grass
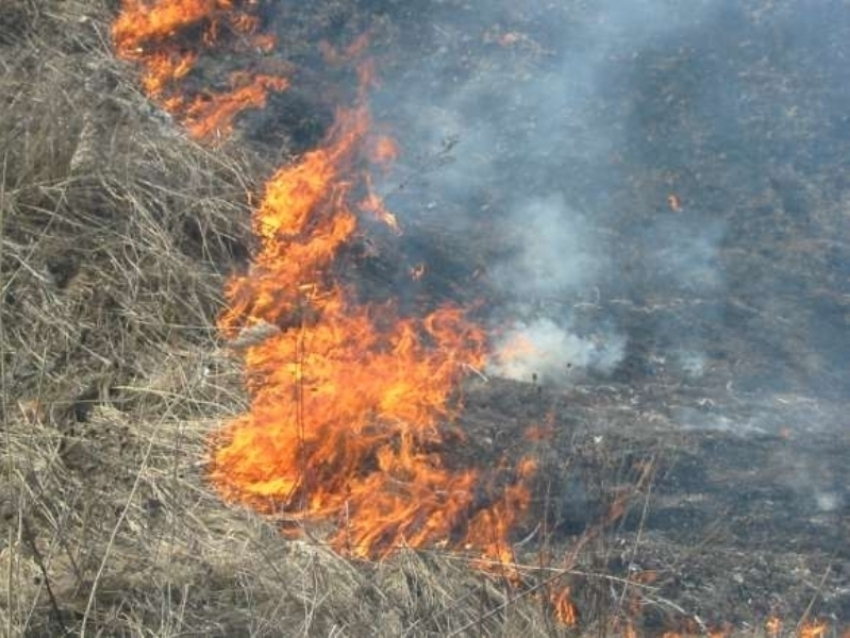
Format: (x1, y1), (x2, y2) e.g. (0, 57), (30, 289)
(2, 1), (848, 636)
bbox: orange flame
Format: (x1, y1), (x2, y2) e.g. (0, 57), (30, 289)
(112, 0), (289, 141)
(112, 2), (535, 566)
(184, 72), (289, 140)
(210, 88), (533, 559)
(360, 172), (401, 233)
(110, 5), (850, 632)
(551, 587), (578, 626)
(800, 620), (830, 638)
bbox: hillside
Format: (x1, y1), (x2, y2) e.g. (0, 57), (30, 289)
(1, 1), (849, 636)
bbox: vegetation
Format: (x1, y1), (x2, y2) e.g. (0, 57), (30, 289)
(1, 2), (845, 637)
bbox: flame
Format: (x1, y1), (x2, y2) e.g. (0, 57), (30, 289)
(209, 85), (533, 559)
(112, 2), (536, 560)
(111, 5), (843, 633)
(551, 587), (578, 626)
(766, 616), (783, 636)
(112, 0), (289, 141)
(800, 621), (830, 638)
(112, 0), (536, 568)
(360, 172), (401, 233)
(183, 72), (289, 140)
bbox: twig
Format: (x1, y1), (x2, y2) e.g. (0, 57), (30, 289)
(796, 560), (832, 633)
(1, 150), (16, 638)
(20, 517), (68, 635)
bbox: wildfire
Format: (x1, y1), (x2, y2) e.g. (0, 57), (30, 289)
(112, 0), (289, 141)
(205, 61), (534, 559)
(108, 3), (845, 634)
(111, 0), (535, 565)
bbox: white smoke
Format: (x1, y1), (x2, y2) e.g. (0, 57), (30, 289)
(370, 0), (729, 385)
(489, 317), (626, 382)
(491, 193), (600, 296)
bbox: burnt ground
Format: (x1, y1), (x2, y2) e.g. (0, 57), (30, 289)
(457, 378), (850, 629)
(311, 0), (850, 630)
(237, 0), (850, 629)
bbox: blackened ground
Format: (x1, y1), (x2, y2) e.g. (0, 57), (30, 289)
(348, 0), (850, 401)
(457, 377), (850, 628)
(268, 0), (850, 629)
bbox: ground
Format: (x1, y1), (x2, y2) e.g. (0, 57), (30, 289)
(1, 0), (848, 636)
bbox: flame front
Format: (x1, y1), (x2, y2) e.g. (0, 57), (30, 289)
(211, 99), (532, 559)
(110, 3), (849, 632)
(112, 0), (533, 569)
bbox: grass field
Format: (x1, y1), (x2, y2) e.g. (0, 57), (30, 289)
(2, 2), (848, 636)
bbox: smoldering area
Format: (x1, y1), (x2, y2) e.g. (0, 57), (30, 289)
(344, 0), (850, 429)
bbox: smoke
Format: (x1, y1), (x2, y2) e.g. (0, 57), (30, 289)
(490, 317), (626, 383)
(490, 193), (599, 297)
(353, 0), (850, 409)
(483, 193), (626, 381)
(369, 0), (726, 382)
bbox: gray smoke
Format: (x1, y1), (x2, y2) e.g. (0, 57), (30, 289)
(367, 0), (850, 409)
(489, 193), (599, 296)
(371, 0), (723, 382)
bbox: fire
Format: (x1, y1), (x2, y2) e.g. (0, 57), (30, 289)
(112, 0), (537, 568)
(800, 620), (830, 638)
(551, 587), (578, 626)
(183, 72), (289, 140)
(766, 616), (783, 636)
(110, 3), (845, 633)
(360, 172), (401, 233)
(209, 81), (534, 559)
(112, 0), (289, 141)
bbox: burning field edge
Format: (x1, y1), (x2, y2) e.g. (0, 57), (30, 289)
(1, 1), (849, 637)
